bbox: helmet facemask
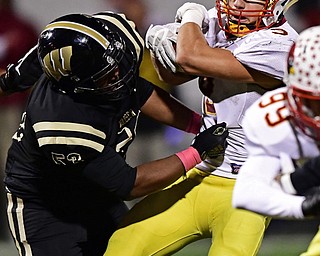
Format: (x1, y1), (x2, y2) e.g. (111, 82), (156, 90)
(72, 34), (137, 101)
(217, 0), (270, 37)
(287, 87), (320, 141)
(216, 0), (298, 37)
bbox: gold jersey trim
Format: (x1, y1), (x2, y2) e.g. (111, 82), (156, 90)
(37, 137), (104, 152)
(33, 122), (106, 139)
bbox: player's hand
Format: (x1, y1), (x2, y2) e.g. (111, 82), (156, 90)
(191, 122), (228, 160)
(145, 23), (180, 73)
(301, 189), (320, 217)
(175, 2), (209, 33)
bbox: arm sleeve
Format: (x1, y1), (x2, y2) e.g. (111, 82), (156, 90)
(232, 30), (295, 80)
(82, 146), (137, 200)
(135, 76), (155, 107)
(233, 153), (305, 219)
(0, 45), (43, 93)
(290, 156), (320, 195)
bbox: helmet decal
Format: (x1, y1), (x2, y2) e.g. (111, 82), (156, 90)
(43, 46), (72, 82)
(94, 13), (144, 62)
(43, 21), (111, 49)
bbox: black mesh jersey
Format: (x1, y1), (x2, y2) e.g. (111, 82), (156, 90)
(4, 74), (154, 201)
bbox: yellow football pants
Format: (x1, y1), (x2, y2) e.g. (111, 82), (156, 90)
(300, 226), (320, 256)
(105, 168), (270, 256)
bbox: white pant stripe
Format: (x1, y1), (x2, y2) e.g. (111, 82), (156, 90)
(6, 192), (33, 256)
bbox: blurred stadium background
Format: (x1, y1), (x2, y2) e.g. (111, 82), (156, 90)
(1, 0), (320, 255)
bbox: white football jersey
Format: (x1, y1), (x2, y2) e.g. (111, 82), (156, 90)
(233, 87), (320, 218)
(196, 8), (298, 178)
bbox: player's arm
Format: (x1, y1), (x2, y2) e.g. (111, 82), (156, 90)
(147, 3), (282, 88)
(232, 153), (306, 219)
(132, 122), (227, 199)
(175, 23), (281, 89)
(240, 154), (320, 218)
(150, 55), (195, 85)
(141, 85), (201, 134)
(0, 45), (42, 95)
(83, 123), (228, 200)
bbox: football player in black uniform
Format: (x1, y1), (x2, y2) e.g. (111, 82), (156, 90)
(0, 11), (228, 256)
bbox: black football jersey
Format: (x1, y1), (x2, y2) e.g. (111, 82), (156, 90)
(4, 74), (154, 201)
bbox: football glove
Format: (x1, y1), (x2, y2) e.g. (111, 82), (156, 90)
(191, 122), (228, 160)
(301, 187), (320, 217)
(145, 23), (180, 73)
(175, 2), (209, 33)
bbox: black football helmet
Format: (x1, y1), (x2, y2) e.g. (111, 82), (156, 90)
(37, 12), (144, 101)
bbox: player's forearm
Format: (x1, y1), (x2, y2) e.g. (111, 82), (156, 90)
(129, 122), (228, 199)
(151, 53), (194, 85)
(233, 156), (305, 218)
(175, 23), (209, 75)
(233, 179), (305, 218)
(141, 87), (201, 134)
(128, 155), (185, 199)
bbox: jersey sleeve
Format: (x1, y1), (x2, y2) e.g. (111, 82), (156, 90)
(0, 45), (43, 93)
(242, 88), (295, 156)
(232, 153), (305, 218)
(82, 145), (136, 199)
(205, 7), (223, 47)
(135, 76), (155, 107)
(233, 25), (297, 80)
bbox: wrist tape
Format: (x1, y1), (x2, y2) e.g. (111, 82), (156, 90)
(175, 146), (202, 172)
(181, 10), (204, 28)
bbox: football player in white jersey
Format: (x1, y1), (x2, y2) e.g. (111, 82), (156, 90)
(104, 1), (299, 255)
(232, 25), (320, 256)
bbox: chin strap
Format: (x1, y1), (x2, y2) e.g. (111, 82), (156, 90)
(225, 20), (265, 38)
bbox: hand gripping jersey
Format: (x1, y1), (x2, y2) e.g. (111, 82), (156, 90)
(233, 87), (320, 218)
(196, 7), (298, 178)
